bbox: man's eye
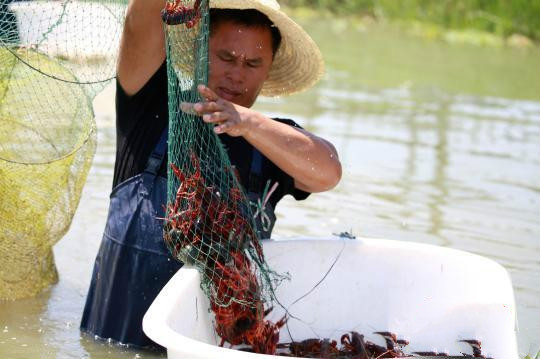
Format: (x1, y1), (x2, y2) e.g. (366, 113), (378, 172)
(219, 55), (233, 62)
(247, 61), (261, 68)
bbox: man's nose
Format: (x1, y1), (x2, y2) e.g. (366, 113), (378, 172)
(225, 57), (246, 84)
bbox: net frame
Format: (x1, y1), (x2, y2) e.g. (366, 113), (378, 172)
(0, 0), (126, 299)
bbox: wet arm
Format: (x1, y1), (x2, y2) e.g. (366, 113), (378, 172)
(117, 0), (166, 96)
(242, 113), (342, 193)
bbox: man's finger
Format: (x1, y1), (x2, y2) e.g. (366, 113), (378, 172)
(180, 102), (197, 115)
(194, 101), (222, 114)
(213, 123), (228, 134)
(198, 84), (219, 102)
(202, 112), (228, 123)
(182, 101), (222, 115)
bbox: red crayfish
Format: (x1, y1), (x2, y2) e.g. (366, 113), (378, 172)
(161, 0), (202, 28)
(163, 152), (285, 354)
(277, 333), (489, 358)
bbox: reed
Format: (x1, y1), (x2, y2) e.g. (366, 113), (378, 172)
(280, 0), (540, 41)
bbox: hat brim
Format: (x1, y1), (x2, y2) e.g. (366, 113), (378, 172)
(211, 0), (324, 97)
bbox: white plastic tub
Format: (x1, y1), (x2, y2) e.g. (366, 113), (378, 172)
(143, 237), (518, 358)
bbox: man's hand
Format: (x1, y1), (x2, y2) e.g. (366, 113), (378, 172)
(180, 85), (253, 137)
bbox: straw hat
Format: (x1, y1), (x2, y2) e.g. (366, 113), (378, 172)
(211, 0), (324, 97)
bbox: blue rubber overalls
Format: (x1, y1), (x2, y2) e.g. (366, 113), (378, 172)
(80, 128), (275, 348)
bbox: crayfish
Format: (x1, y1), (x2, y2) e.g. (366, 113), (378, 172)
(161, 0), (201, 28)
(164, 153), (262, 263)
(276, 332), (491, 358)
(163, 152), (284, 354)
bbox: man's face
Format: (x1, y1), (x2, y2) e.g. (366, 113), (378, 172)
(208, 21), (274, 108)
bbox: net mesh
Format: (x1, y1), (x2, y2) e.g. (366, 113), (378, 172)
(0, 0), (126, 299)
(162, 0), (286, 353)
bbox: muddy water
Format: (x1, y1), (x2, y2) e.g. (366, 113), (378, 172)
(1, 20), (539, 358)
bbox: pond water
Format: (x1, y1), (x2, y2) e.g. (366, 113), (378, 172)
(1, 19), (539, 359)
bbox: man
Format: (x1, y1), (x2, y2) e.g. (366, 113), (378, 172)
(81, 0), (342, 349)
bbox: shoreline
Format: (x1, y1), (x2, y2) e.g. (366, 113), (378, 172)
(283, 5), (538, 50)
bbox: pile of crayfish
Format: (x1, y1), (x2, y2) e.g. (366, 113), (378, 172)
(273, 333), (488, 358)
(163, 153), (286, 354)
(276, 331), (411, 358)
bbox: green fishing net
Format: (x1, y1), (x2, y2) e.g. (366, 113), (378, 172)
(1, 0), (284, 348)
(162, 0), (285, 352)
(0, 0), (127, 299)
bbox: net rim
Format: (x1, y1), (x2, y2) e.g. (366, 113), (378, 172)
(0, 121), (96, 165)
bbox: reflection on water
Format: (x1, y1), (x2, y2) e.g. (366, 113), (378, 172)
(1, 21), (539, 358)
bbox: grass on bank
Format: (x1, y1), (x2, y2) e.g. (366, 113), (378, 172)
(279, 0), (540, 43)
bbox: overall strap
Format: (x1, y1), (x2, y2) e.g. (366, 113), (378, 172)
(248, 147), (263, 196)
(247, 147), (277, 239)
(144, 127), (168, 176)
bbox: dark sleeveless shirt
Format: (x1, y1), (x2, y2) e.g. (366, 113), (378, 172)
(113, 62), (309, 210)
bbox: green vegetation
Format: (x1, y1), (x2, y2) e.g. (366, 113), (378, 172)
(524, 352), (540, 359)
(280, 0), (540, 41)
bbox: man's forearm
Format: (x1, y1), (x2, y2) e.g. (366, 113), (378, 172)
(244, 113), (342, 193)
